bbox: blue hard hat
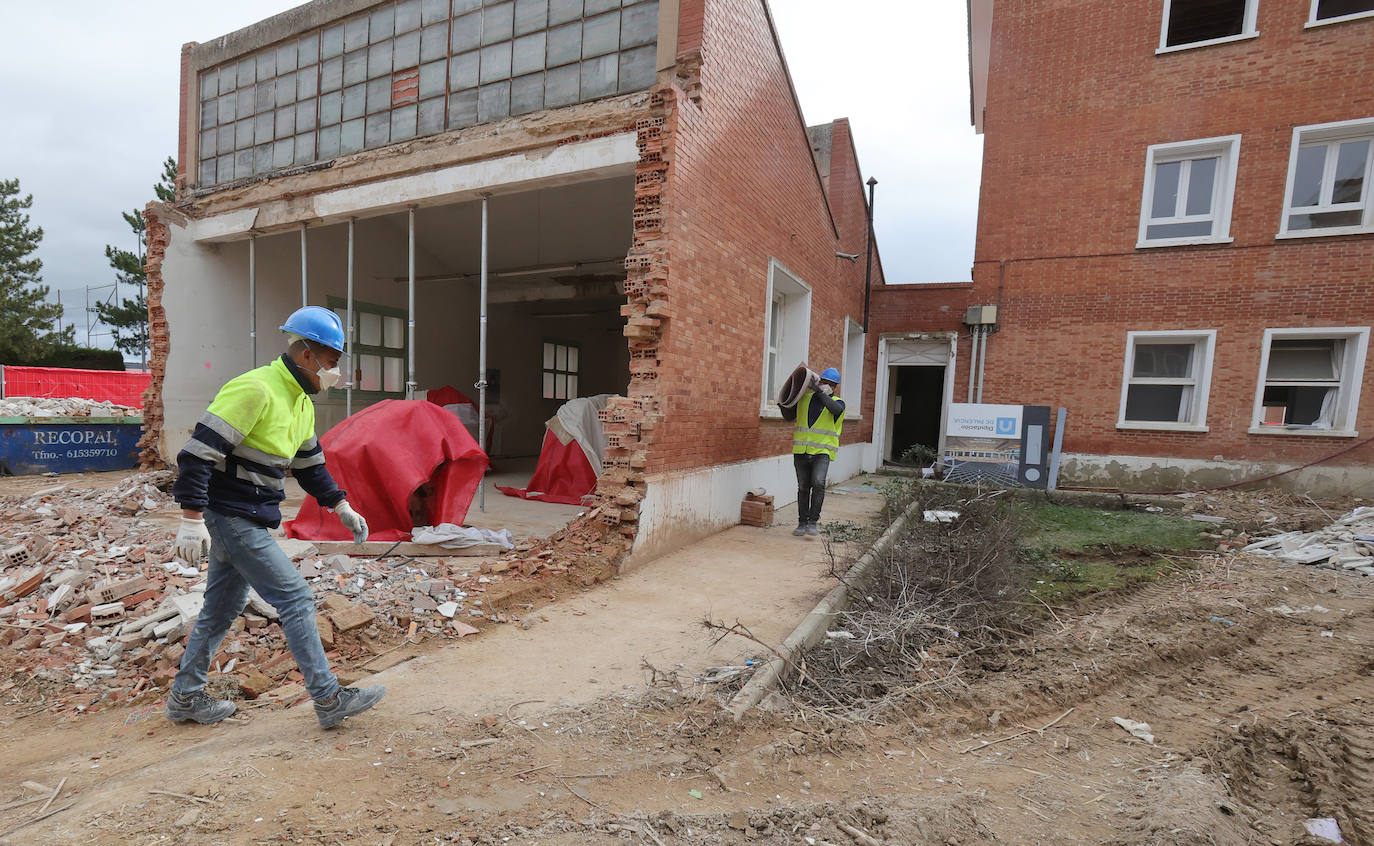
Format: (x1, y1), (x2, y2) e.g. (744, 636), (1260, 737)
(820, 367), (841, 383)
(280, 306), (345, 352)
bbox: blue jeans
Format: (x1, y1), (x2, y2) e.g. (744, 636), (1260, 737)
(172, 509), (339, 703)
(793, 453), (831, 524)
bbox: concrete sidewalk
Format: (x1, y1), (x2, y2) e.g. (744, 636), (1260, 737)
(349, 477), (887, 721)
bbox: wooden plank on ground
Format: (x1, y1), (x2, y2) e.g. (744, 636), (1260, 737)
(311, 541), (503, 557)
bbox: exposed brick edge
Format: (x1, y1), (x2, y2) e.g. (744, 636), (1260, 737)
(138, 206), (170, 469)
(501, 80), (679, 576)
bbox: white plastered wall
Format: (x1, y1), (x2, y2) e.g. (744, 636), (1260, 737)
(627, 442), (869, 568)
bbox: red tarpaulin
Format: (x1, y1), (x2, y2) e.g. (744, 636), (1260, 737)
(496, 429), (598, 506)
(426, 384), (494, 452)
(285, 399), (488, 542)
(2, 365), (150, 408)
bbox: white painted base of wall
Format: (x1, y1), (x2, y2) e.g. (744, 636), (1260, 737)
(1059, 452), (1374, 498)
(627, 442), (871, 568)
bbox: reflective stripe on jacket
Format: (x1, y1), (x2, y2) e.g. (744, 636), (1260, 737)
(792, 391), (844, 459)
(173, 355), (344, 527)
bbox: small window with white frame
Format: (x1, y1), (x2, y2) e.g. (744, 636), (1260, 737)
(1278, 118), (1374, 237)
(1118, 331), (1217, 430)
(542, 340), (579, 400)
(1138, 136), (1241, 247)
(759, 260), (812, 416)
(1307, 0), (1374, 26)
(840, 318), (865, 419)
(1252, 327), (1370, 435)
(1158, 0), (1258, 52)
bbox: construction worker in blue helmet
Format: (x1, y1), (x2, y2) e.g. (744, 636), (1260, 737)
(168, 305), (385, 728)
(782, 366), (845, 536)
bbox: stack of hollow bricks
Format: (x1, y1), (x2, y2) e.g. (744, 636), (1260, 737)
(593, 84), (677, 539)
(137, 209), (172, 468)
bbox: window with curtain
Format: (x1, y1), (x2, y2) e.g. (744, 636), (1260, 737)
(1260, 339), (1342, 427)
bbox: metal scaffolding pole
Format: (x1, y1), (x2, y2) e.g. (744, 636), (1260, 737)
(300, 224), (308, 307)
(478, 194), (490, 512)
(249, 235), (258, 366)
(407, 207), (417, 400)
(346, 219), (355, 417)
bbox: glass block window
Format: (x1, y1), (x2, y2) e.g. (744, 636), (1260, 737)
(196, 0), (659, 188)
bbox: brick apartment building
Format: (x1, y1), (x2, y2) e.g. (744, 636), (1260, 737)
(950, 0), (1374, 494)
(143, 0), (886, 562)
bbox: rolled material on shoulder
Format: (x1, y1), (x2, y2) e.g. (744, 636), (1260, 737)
(778, 364), (819, 409)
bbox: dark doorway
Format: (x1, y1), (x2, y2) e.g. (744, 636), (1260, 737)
(890, 366), (945, 462)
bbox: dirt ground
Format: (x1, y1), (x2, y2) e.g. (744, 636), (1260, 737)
(2, 480), (1372, 845)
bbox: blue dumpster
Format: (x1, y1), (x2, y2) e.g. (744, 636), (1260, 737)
(0, 416), (143, 475)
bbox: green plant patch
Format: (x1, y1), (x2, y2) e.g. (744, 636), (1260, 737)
(1020, 503), (1201, 555)
(1019, 504), (1200, 603)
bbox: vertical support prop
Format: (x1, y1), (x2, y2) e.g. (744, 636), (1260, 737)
(478, 194), (490, 512)
(300, 223), (308, 308)
(407, 207), (417, 400)
(345, 218), (355, 418)
(249, 234), (258, 367)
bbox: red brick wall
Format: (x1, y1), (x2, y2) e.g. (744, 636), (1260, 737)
(646, 0), (870, 474)
(972, 1), (1374, 467)
(177, 43), (195, 195)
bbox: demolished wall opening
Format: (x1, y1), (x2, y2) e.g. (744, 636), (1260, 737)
(151, 173), (634, 542)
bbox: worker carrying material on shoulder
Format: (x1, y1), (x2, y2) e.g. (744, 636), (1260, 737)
(781, 366), (845, 537)
(166, 305), (385, 729)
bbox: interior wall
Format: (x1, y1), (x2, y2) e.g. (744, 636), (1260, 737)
(487, 301), (630, 455)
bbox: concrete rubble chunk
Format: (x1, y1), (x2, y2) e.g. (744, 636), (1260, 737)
(323, 595), (375, 632)
(1189, 513), (1228, 524)
(245, 587), (279, 621)
(1247, 506), (1374, 576)
(277, 539), (319, 560)
(168, 592), (205, 623)
(1280, 547), (1334, 565)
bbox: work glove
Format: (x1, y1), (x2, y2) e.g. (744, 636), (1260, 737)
(174, 516), (211, 566)
(818, 383), (833, 396)
(334, 501), (369, 543)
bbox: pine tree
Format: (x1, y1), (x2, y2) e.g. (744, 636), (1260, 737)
(95, 157), (176, 359)
(0, 178), (69, 363)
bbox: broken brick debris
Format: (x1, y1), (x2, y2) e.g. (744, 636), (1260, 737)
(0, 470), (573, 714)
(1240, 506), (1374, 576)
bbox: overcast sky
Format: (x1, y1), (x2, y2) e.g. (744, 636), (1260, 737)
(0, 1), (981, 346)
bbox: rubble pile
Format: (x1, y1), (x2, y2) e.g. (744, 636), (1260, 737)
(0, 397), (141, 418)
(0, 473), (555, 715)
(1241, 506), (1374, 576)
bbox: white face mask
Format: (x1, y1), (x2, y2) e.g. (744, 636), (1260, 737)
(302, 343), (342, 392)
(316, 366), (341, 391)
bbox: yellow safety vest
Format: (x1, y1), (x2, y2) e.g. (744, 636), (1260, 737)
(793, 392), (844, 459)
(205, 356), (318, 468)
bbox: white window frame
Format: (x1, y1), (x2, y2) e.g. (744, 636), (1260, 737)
(839, 317), (865, 420)
(1249, 327), (1370, 436)
(1306, 0), (1374, 27)
(1137, 135), (1241, 248)
(759, 259), (812, 418)
(1277, 117), (1374, 238)
(1157, 0), (1259, 53)
(541, 340), (579, 401)
(1116, 330), (1217, 432)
